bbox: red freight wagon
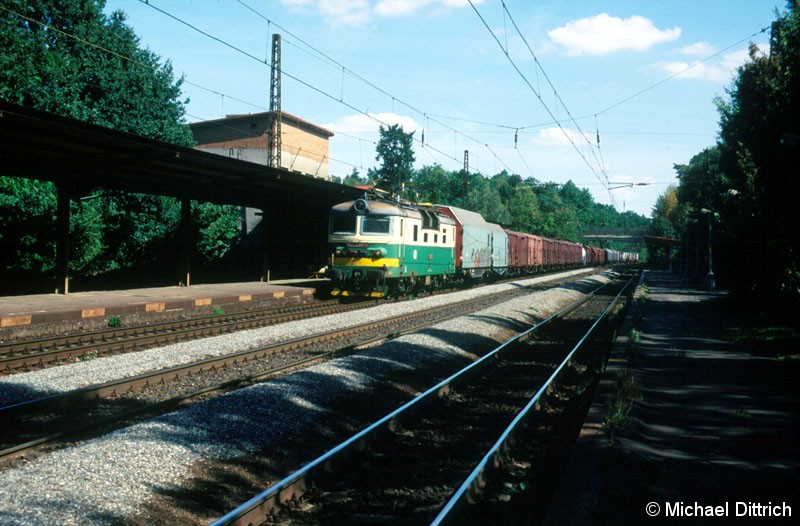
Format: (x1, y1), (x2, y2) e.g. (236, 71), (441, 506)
(506, 230), (525, 269)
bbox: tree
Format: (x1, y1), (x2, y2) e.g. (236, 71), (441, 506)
(0, 0), (193, 144)
(506, 185), (541, 233)
(341, 168), (368, 187)
(649, 185), (684, 238)
(665, 2), (800, 315)
(0, 177), (57, 272)
(413, 164), (452, 204)
(712, 2), (800, 313)
(0, 1), (242, 289)
(374, 124), (415, 197)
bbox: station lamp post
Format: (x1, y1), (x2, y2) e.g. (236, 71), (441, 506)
(700, 208), (715, 290)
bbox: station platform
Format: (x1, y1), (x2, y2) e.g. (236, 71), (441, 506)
(545, 270), (799, 524)
(0, 279), (323, 339)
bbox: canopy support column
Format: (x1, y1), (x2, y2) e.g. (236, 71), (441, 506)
(55, 180), (71, 294)
(181, 197), (192, 287)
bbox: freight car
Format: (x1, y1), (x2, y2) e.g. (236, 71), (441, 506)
(325, 192), (628, 297)
(433, 204), (507, 281)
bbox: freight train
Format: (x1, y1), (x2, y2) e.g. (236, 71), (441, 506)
(325, 192), (637, 297)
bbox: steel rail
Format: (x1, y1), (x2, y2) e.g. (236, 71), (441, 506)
(0, 344), (335, 463)
(0, 283), (546, 463)
(430, 272), (637, 525)
(0, 285), (536, 426)
(0, 301), (374, 373)
(0, 286), (522, 463)
(210, 281), (609, 526)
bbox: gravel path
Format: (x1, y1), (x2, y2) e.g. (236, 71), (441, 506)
(0, 270), (609, 526)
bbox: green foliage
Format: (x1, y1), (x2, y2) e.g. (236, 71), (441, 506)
(342, 168), (369, 187)
(0, 0), (193, 145)
(660, 3), (800, 317)
(0, 1), (243, 287)
(0, 177), (57, 272)
(506, 185), (541, 233)
(627, 328), (641, 353)
(649, 185), (685, 238)
(602, 369), (641, 444)
(193, 202), (241, 263)
(373, 124), (416, 196)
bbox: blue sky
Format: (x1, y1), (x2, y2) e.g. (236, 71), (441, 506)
(104, 0), (777, 216)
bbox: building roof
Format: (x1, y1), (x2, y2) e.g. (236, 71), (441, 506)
(0, 101), (357, 210)
(189, 110), (334, 138)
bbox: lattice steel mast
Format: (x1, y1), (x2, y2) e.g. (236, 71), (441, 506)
(268, 34), (282, 168)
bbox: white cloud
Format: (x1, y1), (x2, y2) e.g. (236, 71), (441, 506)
(653, 46), (764, 83)
(678, 41), (716, 56)
(282, 0), (371, 26)
(283, 0), (482, 26)
(375, 0), (433, 17)
(548, 13), (681, 56)
(654, 60), (730, 82)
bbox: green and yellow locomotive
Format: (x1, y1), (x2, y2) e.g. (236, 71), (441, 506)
(326, 195), (456, 297)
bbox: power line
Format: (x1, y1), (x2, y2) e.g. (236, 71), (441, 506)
(139, 0), (517, 179)
(235, 0), (572, 178)
(595, 25), (771, 116)
(498, 1), (614, 205)
(467, 0), (615, 206)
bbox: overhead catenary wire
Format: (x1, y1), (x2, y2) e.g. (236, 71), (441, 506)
(4, 1), (767, 194)
(138, 0), (514, 179)
(499, 1), (615, 205)
(467, 0), (616, 206)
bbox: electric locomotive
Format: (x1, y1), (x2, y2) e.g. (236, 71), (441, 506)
(325, 194), (456, 297)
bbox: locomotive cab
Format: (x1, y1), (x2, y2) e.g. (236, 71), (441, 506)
(326, 196), (456, 297)
(326, 198), (402, 297)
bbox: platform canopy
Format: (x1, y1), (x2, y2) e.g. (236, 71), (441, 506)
(0, 100), (361, 209)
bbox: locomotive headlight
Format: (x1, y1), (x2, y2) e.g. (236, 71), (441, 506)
(373, 249), (383, 258)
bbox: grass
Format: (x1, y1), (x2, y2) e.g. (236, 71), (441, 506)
(602, 369), (642, 444)
(724, 326), (798, 343)
(627, 328), (641, 354)
(723, 326), (800, 358)
(729, 408), (752, 420)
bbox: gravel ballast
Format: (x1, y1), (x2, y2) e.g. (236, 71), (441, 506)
(0, 271), (610, 525)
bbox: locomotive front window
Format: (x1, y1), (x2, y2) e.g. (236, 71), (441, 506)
(362, 217), (391, 235)
(330, 214), (357, 234)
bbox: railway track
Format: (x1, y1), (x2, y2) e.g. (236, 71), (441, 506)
(0, 284), (543, 465)
(211, 273), (637, 526)
(0, 268), (600, 375)
(0, 299), (376, 374)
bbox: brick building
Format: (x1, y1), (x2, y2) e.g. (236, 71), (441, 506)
(189, 111), (334, 179)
